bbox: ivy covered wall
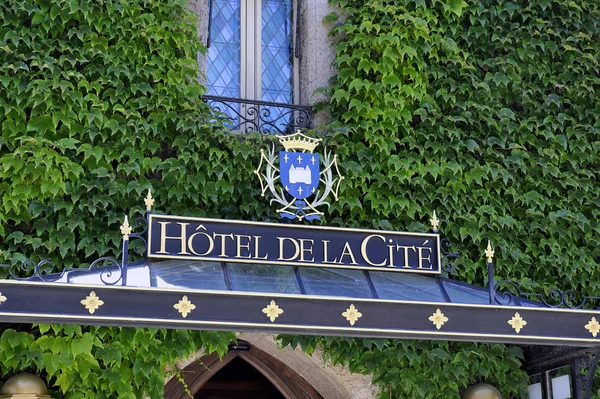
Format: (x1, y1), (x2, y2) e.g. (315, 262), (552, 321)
(0, 0), (599, 398)
(288, 0), (599, 397)
(321, 0), (599, 291)
(0, 0), (236, 397)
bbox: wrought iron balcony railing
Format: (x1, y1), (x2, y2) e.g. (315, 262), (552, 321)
(202, 95), (312, 135)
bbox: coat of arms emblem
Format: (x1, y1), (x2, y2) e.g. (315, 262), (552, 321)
(254, 131), (343, 221)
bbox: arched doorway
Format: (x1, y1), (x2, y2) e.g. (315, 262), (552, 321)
(196, 357), (284, 399)
(165, 341), (324, 399)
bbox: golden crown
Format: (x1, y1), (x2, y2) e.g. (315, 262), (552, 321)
(277, 131), (322, 152)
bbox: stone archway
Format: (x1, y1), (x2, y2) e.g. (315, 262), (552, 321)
(165, 333), (378, 399)
(164, 340), (324, 399)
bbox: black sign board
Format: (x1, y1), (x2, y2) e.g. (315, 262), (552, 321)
(147, 215), (442, 274)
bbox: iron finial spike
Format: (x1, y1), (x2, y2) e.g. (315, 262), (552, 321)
(429, 210), (440, 233)
(485, 240), (495, 263)
(486, 240), (496, 304)
(120, 216), (132, 241)
(144, 189), (155, 211)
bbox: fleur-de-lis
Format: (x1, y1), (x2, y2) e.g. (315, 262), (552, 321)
(429, 308), (448, 330)
(80, 291), (104, 314)
(120, 216), (132, 240)
(430, 211), (440, 232)
(144, 190), (154, 211)
(0, 292), (7, 305)
(508, 312), (527, 334)
(262, 300), (283, 322)
(585, 317), (600, 338)
(173, 296), (196, 318)
(485, 241), (495, 263)
(342, 304), (362, 326)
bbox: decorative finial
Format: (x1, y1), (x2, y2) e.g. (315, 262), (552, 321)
(429, 211), (440, 232)
(485, 240), (495, 263)
(144, 189), (154, 211)
(120, 216), (132, 241)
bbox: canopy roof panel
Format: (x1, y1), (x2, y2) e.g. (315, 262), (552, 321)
(55, 259), (495, 305)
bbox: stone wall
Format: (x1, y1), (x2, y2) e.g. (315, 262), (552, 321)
(297, 0), (337, 126)
(171, 333), (379, 399)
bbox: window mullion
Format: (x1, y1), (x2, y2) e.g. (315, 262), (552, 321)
(292, 0), (299, 104)
(255, 0), (263, 101)
(243, 0), (262, 101)
(240, 0), (249, 100)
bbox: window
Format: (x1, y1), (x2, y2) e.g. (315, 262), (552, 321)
(207, 0), (296, 107)
(205, 0), (299, 132)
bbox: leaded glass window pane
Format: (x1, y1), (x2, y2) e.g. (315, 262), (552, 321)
(261, 0), (293, 132)
(207, 0), (295, 132)
(207, 0), (241, 123)
(261, 0), (293, 103)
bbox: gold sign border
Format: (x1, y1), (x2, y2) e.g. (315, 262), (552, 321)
(146, 214), (443, 275)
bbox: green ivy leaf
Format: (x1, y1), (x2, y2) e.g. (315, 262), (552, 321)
(26, 116), (55, 134)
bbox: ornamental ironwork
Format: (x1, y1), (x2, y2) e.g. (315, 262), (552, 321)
(485, 243), (600, 310)
(0, 215), (148, 286)
(493, 280), (600, 310)
(203, 95), (312, 135)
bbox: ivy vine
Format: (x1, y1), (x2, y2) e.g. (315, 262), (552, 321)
(0, 324), (233, 398)
(0, 0), (237, 396)
(287, 0), (599, 397)
(1, 0), (599, 397)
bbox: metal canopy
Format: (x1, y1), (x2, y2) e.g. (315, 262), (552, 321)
(0, 210), (599, 348)
(58, 259), (491, 304)
(0, 257), (597, 347)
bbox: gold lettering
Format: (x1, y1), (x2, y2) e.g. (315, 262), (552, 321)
(235, 234), (252, 259)
(253, 236), (268, 260)
(339, 241), (358, 265)
(156, 222), (190, 255)
(322, 240), (338, 263)
(387, 244), (396, 267)
(298, 239), (314, 262)
(360, 234), (386, 266)
(213, 233), (234, 257)
(187, 225), (214, 256)
(277, 237), (300, 261)
(395, 245), (416, 268)
(417, 246), (432, 269)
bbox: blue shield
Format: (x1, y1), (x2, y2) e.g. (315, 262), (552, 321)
(279, 151), (320, 199)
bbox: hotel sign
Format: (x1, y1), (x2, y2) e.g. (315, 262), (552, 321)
(147, 214), (441, 274)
